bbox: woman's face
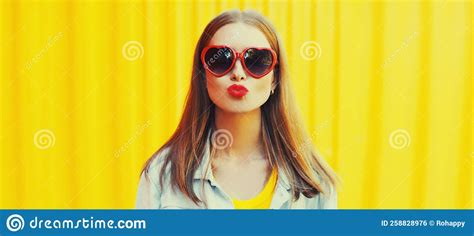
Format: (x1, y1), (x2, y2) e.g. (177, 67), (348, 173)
(204, 23), (275, 113)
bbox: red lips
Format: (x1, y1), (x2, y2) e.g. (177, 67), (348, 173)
(227, 84), (249, 98)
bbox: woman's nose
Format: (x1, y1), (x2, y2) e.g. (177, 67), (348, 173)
(230, 59), (246, 82)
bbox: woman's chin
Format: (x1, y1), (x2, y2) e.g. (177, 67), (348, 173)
(215, 102), (260, 114)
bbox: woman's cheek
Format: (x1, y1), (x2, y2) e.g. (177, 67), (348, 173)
(253, 75), (273, 99)
(206, 75), (229, 105)
(206, 80), (219, 103)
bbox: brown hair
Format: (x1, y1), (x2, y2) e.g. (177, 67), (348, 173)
(142, 9), (340, 206)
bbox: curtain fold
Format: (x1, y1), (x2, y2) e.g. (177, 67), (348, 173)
(0, 0), (471, 209)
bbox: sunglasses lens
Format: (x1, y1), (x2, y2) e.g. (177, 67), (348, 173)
(244, 48), (274, 77)
(204, 47), (234, 75)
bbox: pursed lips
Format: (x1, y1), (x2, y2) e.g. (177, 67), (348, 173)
(227, 84), (249, 98)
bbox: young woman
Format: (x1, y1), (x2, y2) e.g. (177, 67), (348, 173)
(136, 10), (340, 209)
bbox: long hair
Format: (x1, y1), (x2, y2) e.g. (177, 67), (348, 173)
(142, 9), (340, 206)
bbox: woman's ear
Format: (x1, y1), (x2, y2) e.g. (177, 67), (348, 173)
(271, 76), (277, 91)
(271, 82), (277, 95)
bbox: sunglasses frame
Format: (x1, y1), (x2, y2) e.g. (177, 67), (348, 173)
(201, 45), (278, 78)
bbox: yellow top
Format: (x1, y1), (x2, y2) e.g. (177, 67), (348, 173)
(232, 169), (278, 209)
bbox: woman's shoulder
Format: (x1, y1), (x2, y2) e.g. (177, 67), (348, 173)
(143, 146), (172, 176)
(315, 171), (338, 209)
(136, 146), (172, 209)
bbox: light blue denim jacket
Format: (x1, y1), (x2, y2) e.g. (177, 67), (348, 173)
(135, 135), (338, 209)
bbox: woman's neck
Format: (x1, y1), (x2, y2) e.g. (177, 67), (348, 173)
(214, 108), (262, 159)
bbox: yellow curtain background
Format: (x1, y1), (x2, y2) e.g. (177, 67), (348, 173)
(0, 0), (471, 209)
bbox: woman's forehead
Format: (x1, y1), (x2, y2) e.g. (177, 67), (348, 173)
(209, 23), (271, 50)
